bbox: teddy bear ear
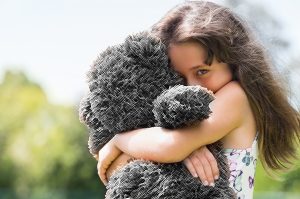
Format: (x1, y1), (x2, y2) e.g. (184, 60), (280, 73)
(123, 31), (168, 67)
(79, 94), (89, 123)
(79, 93), (96, 127)
(79, 93), (115, 155)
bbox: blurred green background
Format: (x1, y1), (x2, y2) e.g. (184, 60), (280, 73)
(0, 0), (299, 198)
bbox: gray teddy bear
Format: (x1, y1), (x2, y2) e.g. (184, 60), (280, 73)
(79, 31), (235, 199)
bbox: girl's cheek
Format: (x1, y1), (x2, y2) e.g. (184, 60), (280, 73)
(197, 78), (209, 87)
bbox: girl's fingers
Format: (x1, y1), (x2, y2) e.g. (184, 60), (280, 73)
(196, 154), (215, 186)
(204, 149), (219, 180)
(183, 157), (198, 178)
(97, 160), (108, 185)
(186, 146), (219, 187)
(189, 155), (208, 186)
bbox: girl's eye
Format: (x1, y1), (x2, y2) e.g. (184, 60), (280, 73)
(196, 69), (209, 76)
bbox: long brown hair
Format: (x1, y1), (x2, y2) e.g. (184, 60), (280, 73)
(150, 1), (300, 172)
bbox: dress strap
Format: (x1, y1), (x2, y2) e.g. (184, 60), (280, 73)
(251, 132), (259, 149)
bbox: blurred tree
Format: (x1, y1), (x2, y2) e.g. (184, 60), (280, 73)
(282, 162), (300, 192)
(0, 70), (105, 199)
(225, 0), (289, 56)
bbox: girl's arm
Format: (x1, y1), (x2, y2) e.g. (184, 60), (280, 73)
(114, 81), (247, 163)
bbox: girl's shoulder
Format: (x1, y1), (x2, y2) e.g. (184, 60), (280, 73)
(216, 81), (249, 106)
(218, 81), (245, 94)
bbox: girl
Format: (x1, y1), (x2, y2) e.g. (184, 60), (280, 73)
(96, 1), (300, 198)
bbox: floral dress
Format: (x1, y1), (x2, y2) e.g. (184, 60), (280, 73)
(223, 134), (258, 199)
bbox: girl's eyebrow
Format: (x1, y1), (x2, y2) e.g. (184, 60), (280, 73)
(190, 64), (207, 70)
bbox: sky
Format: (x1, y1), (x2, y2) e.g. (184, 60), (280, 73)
(1, 0), (300, 105)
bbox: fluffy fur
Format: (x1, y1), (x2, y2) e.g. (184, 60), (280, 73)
(79, 31), (235, 198)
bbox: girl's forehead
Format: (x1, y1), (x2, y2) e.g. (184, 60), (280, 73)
(168, 42), (208, 65)
(168, 42), (207, 72)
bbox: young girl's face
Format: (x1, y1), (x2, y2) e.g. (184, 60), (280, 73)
(168, 41), (233, 93)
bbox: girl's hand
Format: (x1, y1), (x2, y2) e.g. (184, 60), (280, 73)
(183, 146), (219, 187)
(97, 138), (122, 185)
(106, 153), (135, 179)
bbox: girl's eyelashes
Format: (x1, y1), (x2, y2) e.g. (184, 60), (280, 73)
(196, 69), (209, 76)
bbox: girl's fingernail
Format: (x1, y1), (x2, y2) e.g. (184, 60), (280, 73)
(193, 173), (198, 178)
(210, 182), (215, 187)
(203, 181), (209, 186)
(214, 175), (219, 180)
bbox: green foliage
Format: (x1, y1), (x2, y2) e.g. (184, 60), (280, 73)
(254, 159), (300, 194)
(0, 70), (105, 198)
(254, 161), (282, 192)
(282, 157), (300, 192)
